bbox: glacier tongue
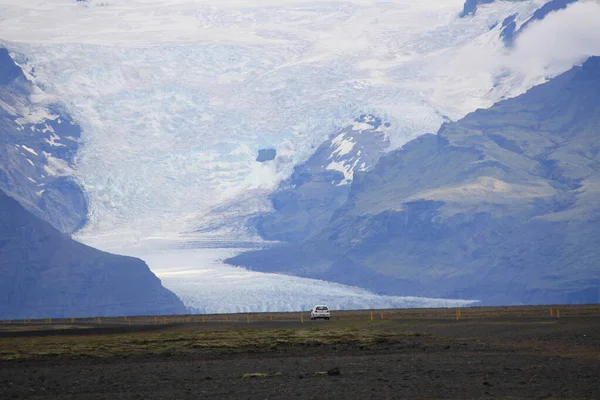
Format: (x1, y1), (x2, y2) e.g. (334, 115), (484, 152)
(123, 247), (478, 313)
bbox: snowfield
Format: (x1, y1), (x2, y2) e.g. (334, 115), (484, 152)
(1, 0), (599, 311)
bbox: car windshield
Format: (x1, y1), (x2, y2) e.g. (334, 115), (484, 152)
(316, 306), (328, 311)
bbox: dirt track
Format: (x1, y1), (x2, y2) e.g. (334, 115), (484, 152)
(1, 306), (599, 399)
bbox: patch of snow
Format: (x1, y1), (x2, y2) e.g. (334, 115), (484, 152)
(325, 160), (353, 184)
(329, 132), (355, 159)
(14, 106), (57, 126)
(42, 155), (72, 176)
(21, 145), (38, 156)
(348, 121), (376, 132)
(42, 123), (55, 133)
(44, 132), (65, 147)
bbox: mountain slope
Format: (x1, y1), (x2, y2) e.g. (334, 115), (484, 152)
(253, 115), (391, 243)
(0, 189), (186, 319)
(227, 56), (600, 305)
(0, 47), (87, 234)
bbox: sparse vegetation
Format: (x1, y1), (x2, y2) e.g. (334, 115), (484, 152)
(0, 321), (395, 361)
(241, 373), (270, 379)
(1, 306), (599, 399)
(1, 305), (598, 362)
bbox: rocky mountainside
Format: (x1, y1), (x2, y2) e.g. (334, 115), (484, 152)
(460, 0), (580, 47)
(0, 189), (186, 319)
(0, 47), (87, 234)
(500, 0), (578, 46)
(252, 115), (390, 243)
(228, 56), (600, 305)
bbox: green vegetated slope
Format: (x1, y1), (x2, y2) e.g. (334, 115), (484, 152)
(229, 57), (600, 305)
(0, 189), (186, 319)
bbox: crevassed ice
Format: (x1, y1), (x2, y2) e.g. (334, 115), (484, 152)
(130, 247), (479, 313)
(0, 0), (551, 243)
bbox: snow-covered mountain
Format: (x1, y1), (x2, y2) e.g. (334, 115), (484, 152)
(2, 0), (598, 246)
(252, 114), (391, 243)
(1, 0), (599, 311)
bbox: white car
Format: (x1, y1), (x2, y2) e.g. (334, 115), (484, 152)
(310, 305), (331, 320)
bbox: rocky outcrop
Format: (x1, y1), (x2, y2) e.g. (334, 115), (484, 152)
(459, 0), (497, 18)
(516, 0), (578, 38)
(228, 57), (600, 306)
(256, 148), (277, 162)
(0, 189), (186, 319)
(500, 0), (579, 47)
(0, 47), (87, 234)
(252, 115), (390, 243)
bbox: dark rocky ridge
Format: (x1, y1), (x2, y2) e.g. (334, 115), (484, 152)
(0, 189), (186, 319)
(459, 0), (497, 18)
(516, 0), (578, 36)
(499, 14), (517, 46)
(0, 48), (24, 84)
(503, 0), (579, 47)
(228, 57), (600, 306)
(0, 47), (87, 234)
(460, 0), (580, 48)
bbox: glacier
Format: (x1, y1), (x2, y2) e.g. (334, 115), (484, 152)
(1, 0), (599, 311)
(118, 245), (479, 313)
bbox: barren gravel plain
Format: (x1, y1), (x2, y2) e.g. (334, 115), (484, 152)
(1, 305), (599, 399)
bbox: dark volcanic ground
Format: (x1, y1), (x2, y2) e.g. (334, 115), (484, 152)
(1, 308), (599, 399)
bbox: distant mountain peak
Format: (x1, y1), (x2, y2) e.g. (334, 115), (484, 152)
(250, 115), (391, 243)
